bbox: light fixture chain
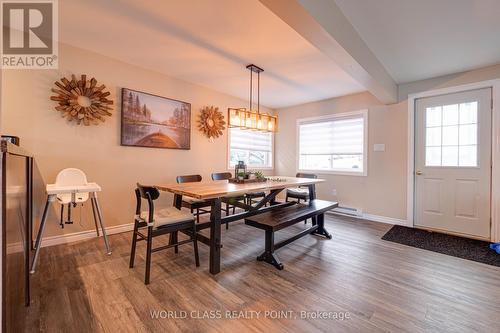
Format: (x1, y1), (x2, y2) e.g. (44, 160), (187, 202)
(257, 71), (260, 113)
(249, 69), (253, 111)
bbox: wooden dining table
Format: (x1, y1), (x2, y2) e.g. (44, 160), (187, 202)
(155, 176), (326, 274)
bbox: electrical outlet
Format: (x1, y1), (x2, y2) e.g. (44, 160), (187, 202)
(331, 189), (337, 195)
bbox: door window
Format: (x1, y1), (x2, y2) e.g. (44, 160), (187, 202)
(425, 102), (478, 167)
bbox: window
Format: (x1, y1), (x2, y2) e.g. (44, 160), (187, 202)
(228, 128), (273, 169)
(297, 111), (367, 175)
(425, 102), (478, 167)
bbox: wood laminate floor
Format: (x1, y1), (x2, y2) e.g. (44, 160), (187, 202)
(22, 215), (500, 333)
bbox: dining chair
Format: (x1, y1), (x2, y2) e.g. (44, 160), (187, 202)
(129, 184), (199, 285)
(211, 172), (245, 229)
(246, 191), (267, 207)
(176, 174), (211, 223)
(286, 173), (317, 223)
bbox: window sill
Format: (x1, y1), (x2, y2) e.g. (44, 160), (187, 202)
(298, 169), (367, 177)
(227, 167), (274, 172)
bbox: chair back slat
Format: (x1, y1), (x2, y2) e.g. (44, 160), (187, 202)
(211, 172), (232, 181)
(177, 174), (202, 183)
(296, 172), (317, 179)
(136, 183), (160, 224)
(134, 188), (142, 215)
(136, 183), (160, 200)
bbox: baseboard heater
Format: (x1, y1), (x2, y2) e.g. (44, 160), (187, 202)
(330, 206), (363, 217)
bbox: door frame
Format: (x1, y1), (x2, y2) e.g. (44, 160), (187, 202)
(407, 79), (500, 242)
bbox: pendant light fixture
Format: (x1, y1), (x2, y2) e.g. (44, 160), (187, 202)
(228, 64), (277, 132)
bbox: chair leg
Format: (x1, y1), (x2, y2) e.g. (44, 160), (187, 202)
(196, 208), (200, 223)
(192, 224), (200, 267)
(145, 227), (153, 285)
(173, 231), (178, 254)
(225, 203), (229, 230)
(232, 205), (236, 214)
(129, 221), (139, 268)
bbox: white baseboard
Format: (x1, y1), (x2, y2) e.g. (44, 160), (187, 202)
(39, 222), (134, 248)
(327, 210), (408, 226)
(35, 211), (407, 249)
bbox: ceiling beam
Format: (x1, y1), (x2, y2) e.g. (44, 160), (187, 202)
(259, 0), (398, 104)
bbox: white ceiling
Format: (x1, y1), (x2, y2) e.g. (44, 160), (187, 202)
(59, 0), (365, 109)
(60, 0), (500, 107)
(334, 0), (500, 84)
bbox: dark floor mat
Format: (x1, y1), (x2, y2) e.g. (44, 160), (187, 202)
(382, 225), (500, 267)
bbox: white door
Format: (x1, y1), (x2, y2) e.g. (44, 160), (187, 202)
(415, 88), (492, 239)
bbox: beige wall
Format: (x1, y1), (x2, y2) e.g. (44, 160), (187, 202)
(274, 63), (500, 222)
(275, 65), (500, 220)
(1, 43), (272, 237)
(2, 41), (499, 236)
(276, 92), (408, 220)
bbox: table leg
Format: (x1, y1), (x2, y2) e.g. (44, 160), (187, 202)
(308, 184), (317, 226)
(173, 193), (182, 209)
(170, 194), (183, 251)
(311, 213), (332, 239)
(256, 230), (284, 270)
(209, 198), (222, 274)
(30, 195), (55, 274)
(91, 193), (112, 255)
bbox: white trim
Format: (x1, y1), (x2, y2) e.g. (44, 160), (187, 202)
(38, 223), (134, 248)
(296, 110), (368, 176)
(297, 169), (367, 177)
(407, 95), (416, 227)
(407, 79), (500, 242)
(327, 210), (407, 226)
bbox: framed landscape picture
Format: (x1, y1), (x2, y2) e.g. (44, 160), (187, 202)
(121, 88), (191, 149)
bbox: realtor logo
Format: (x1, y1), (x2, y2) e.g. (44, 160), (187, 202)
(1, 0), (58, 69)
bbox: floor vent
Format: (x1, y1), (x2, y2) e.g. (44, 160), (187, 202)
(331, 206), (362, 217)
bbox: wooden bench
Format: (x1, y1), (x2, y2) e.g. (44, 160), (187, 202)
(245, 199), (338, 270)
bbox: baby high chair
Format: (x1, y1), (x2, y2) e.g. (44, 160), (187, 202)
(30, 168), (111, 273)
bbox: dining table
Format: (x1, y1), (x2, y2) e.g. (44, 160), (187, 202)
(155, 176), (326, 274)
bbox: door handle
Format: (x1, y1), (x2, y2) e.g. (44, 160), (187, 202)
(415, 171), (423, 175)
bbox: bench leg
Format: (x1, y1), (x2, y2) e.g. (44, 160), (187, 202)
(311, 213), (332, 239)
(256, 231), (284, 270)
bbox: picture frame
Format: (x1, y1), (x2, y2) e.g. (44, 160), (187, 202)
(121, 88), (191, 149)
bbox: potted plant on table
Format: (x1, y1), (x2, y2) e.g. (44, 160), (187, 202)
(254, 171), (266, 182)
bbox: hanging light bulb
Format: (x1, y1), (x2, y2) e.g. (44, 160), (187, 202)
(234, 110), (240, 126)
(227, 64), (277, 132)
(267, 120), (273, 131)
(257, 114), (263, 129)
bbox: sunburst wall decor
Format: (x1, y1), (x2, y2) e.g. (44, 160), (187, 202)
(198, 106), (226, 139)
(50, 74), (113, 126)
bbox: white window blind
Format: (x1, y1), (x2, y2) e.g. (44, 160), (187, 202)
(229, 128), (273, 168)
(298, 112), (367, 174)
